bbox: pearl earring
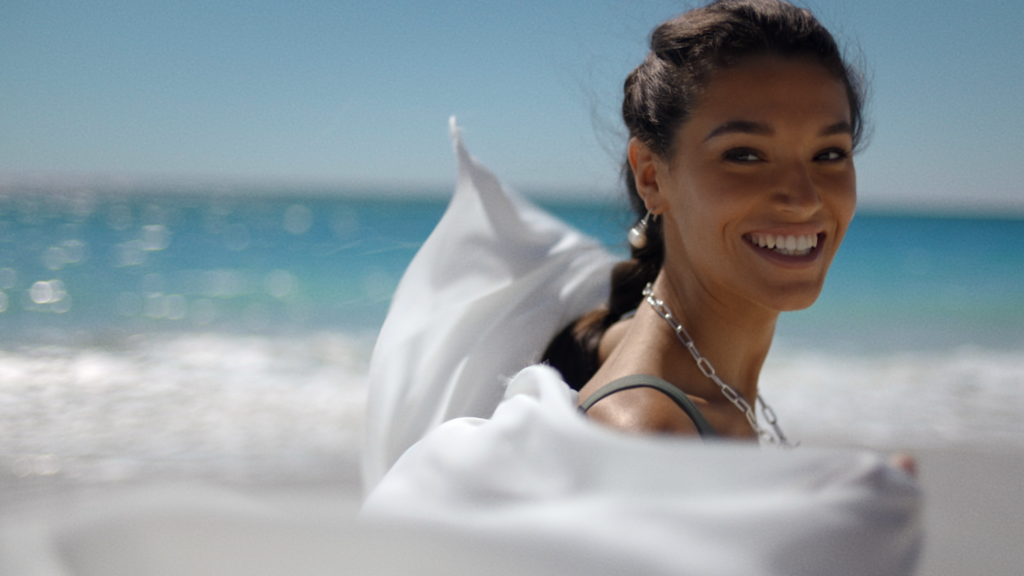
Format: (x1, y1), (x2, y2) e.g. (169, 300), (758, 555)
(628, 212), (654, 249)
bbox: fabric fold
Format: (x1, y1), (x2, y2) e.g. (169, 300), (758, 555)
(362, 117), (616, 490)
(364, 365), (921, 576)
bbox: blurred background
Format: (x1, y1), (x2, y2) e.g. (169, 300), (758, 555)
(1, 0), (1022, 497)
(3, 0), (1022, 212)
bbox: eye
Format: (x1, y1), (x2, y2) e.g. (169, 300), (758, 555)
(724, 148), (762, 163)
(815, 148), (849, 162)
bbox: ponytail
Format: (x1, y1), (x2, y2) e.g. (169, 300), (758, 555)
(540, 162), (663, 390)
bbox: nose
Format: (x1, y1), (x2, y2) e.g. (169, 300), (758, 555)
(771, 163), (821, 215)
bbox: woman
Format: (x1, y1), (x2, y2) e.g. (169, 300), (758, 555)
(543, 0), (860, 444)
(362, 2), (919, 574)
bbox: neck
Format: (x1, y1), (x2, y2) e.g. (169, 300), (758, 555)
(649, 264), (779, 406)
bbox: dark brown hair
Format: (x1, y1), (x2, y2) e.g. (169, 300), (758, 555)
(542, 0), (867, 390)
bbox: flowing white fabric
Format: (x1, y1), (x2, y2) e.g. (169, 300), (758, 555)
(361, 119), (921, 575)
(364, 365), (920, 576)
(362, 118), (616, 490)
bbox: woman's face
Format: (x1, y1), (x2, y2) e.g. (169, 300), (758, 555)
(647, 55), (857, 312)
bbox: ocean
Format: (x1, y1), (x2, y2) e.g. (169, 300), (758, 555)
(1, 187), (1022, 497)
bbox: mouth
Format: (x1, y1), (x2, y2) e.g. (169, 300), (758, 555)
(744, 232), (821, 257)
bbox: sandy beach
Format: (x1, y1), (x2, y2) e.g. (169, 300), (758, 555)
(1, 445), (1020, 576)
(914, 447), (1024, 575)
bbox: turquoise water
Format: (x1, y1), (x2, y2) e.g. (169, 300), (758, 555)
(1, 190), (1020, 352)
(1, 188), (1022, 485)
(783, 215), (1024, 352)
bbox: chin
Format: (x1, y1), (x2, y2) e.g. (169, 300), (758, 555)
(777, 299), (819, 312)
(764, 283), (825, 312)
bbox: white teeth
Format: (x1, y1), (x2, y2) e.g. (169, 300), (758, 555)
(748, 233), (819, 256)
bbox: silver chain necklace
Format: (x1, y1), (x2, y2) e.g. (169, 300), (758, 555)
(642, 283), (793, 447)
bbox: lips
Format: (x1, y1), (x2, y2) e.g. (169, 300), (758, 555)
(746, 232), (819, 256)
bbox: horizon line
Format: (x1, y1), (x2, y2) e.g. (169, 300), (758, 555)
(1, 171), (1021, 220)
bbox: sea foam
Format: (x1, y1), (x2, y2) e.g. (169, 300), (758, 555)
(762, 343), (1024, 448)
(1, 332), (1022, 495)
(0, 332), (372, 492)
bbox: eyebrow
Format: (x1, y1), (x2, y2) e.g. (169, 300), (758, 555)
(820, 121), (853, 136)
(704, 120), (772, 142)
(703, 120), (854, 142)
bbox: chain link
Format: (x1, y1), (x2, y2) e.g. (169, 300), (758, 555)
(642, 283), (794, 447)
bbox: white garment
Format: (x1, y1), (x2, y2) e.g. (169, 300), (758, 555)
(361, 119), (921, 575)
(362, 118), (616, 490)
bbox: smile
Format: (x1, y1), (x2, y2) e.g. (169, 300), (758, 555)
(745, 233), (819, 257)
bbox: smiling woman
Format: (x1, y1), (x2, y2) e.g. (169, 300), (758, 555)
(362, 1), (920, 574)
(543, 0), (866, 444)
(638, 56), (856, 312)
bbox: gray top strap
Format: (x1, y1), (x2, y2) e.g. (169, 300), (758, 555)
(579, 374), (717, 438)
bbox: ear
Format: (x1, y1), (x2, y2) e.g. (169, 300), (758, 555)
(627, 137), (667, 215)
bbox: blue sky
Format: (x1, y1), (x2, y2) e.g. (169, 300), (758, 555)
(2, 0), (1022, 213)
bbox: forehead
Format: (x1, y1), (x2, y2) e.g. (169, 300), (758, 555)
(684, 55), (851, 137)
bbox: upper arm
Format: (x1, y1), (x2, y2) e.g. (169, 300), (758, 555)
(584, 387), (702, 436)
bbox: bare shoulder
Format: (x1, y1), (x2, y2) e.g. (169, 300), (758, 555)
(583, 386), (701, 436)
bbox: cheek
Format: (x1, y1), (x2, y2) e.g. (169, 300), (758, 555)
(828, 174), (858, 240)
(667, 168), (755, 252)
(673, 193), (745, 260)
